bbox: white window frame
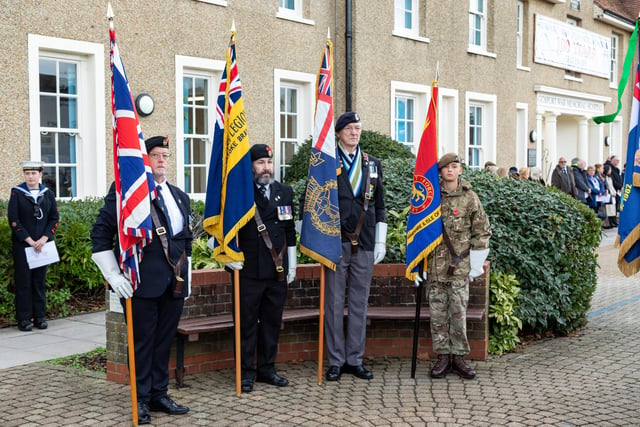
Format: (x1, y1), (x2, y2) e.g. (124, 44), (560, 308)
(390, 81), (429, 154)
(28, 34), (105, 198)
(175, 56), (224, 200)
(438, 87), (459, 158)
(465, 91), (497, 170)
(468, 0), (487, 52)
(610, 34), (619, 88)
(276, 0), (314, 26)
(517, 1), (524, 68)
(192, 0), (227, 6)
(273, 69), (315, 181)
(394, 0), (418, 35)
(515, 102), (529, 168)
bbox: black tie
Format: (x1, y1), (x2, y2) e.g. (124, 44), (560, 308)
(563, 168), (567, 175)
(259, 185), (268, 201)
(156, 186), (173, 236)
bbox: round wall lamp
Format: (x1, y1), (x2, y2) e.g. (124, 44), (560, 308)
(604, 136), (610, 147)
(529, 130), (537, 143)
(135, 93), (155, 117)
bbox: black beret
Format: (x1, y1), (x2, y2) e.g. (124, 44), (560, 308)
(145, 135), (169, 152)
(335, 111), (361, 132)
(250, 144), (273, 161)
(438, 153), (460, 169)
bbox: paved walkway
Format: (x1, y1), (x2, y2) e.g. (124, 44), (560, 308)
(0, 227), (638, 426)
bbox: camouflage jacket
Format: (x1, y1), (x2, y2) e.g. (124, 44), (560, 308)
(427, 177), (491, 282)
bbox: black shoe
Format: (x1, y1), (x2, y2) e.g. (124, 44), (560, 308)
(256, 372), (289, 387)
(18, 320), (32, 332)
(341, 364), (373, 380)
(34, 319), (48, 329)
(149, 396), (189, 415)
(137, 402), (151, 425)
(325, 365), (342, 381)
(241, 379), (254, 393)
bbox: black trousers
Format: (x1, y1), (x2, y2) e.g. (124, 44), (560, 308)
(13, 244), (47, 322)
(233, 276), (287, 380)
(123, 286), (184, 403)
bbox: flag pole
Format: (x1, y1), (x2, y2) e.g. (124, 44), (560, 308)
(108, 3), (138, 424)
(234, 251), (241, 395)
(318, 266), (325, 384)
(410, 280), (424, 379)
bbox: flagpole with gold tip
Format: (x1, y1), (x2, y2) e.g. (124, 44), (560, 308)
(107, 4), (139, 425)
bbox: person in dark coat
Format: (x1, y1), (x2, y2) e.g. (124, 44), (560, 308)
(91, 135), (192, 425)
(224, 143), (297, 393)
(551, 157), (576, 196)
(571, 158), (591, 204)
(8, 161), (59, 332)
(307, 111), (387, 382)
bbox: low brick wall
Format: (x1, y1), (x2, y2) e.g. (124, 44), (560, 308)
(106, 263), (489, 384)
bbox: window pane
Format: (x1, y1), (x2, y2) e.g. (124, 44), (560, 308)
(60, 97), (77, 129)
(39, 59), (57, 93)
(41, 133), (56, 163)
(184, 107), (194, 134)
(193, 166), (206, 193)
(194, 77), (208, 106)
(280, 115), (287, 138)
(195, 107), (207, 134)
(184, 137), (191, 163)
(59, 62), (77, 95)
(59, 166), (76, 197)
(287, 88), (297, 113)
(58, 133), (76, 163)
(286, 115), (297, 138)
(40, 95), (57, 127)
(42, 166), (57, 195)
(193, 138), (207, 163)
(183, 77), (193, 102)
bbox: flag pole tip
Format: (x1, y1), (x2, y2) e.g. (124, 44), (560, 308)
(107, 2), (114, 19)
(231, 20), (236, 32)
(327, 27), (331, 39)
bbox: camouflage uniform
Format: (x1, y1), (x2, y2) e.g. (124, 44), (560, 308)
(427, 176), (491, 355)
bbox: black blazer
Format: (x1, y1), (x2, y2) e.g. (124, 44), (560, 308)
(236, 180), (296, 281)
(91, 182), (193, 298)
(8, 183), (59, 246)
(336, 151), (385, 251)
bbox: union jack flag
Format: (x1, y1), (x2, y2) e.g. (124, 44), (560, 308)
(109, 15), (156, 289)
(299, 39), (342, 270)
(204, 30), (255, 262)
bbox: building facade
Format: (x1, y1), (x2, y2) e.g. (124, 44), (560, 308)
(0, 0), (637, 199)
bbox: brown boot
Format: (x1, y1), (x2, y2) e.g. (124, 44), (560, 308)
(451, 355), (476, 379)
(430, 354), (451, 378)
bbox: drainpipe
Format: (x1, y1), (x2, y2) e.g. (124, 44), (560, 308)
(345, 0), (353, 111)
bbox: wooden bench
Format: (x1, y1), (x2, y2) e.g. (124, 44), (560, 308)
(174, 305), (485, 387)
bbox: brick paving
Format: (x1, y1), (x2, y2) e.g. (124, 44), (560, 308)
(1, 238), (639, 426)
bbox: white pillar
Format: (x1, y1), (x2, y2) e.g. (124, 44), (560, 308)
(577, 116), (589, 164)
(543, 111), (558, 182)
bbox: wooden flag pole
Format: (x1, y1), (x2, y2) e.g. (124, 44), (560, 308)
(125, 298), (139, 425)
(234, 268), (241, 396)
(318, 267), (325, 384)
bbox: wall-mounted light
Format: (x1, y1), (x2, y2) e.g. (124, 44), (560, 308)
(135, 93), (155, 117)
(529, 130), (537, 143)
(604, 136), (610, 147)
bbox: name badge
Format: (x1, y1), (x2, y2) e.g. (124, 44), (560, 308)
(278, 205), (293, 220)
(370, 164), (378, 179)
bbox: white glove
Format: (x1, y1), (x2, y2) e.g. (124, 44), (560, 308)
(186, 256), (192, 299)
(225, 261), (243, 270)
(373, 222), (387, 264)
(91, 250), (134, 299)
(207, 237), (216, 250)
(287, 246), (297, 284)
(469, 248), (490, 280)
(294, 220), (302, 234)
(414, 271), (427, 287)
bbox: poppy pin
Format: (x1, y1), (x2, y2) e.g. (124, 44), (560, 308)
(453, 208), (459, 215)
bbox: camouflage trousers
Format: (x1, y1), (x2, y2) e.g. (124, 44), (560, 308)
(428, 279), (470, 355)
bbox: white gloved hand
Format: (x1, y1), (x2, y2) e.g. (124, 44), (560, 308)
(91, 250), (133, 299)
(287, 246), (297, 284)
(186, 256), (192, 299)
(373, 222), (388, 264)
(225, 261), (244, 270)
(207, 237), (216, 250)
(469, 248), (490, 280)
(414, 271), (427, 287)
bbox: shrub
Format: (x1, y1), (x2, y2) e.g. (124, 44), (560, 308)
(488, 271), (522, 355)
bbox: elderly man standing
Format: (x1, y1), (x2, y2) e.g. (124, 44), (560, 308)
(551, 157), (576, 196)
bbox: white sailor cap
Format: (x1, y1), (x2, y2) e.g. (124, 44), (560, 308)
(20, 161), (44, 171)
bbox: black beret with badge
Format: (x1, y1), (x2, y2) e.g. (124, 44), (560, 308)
(250, 144), (273, 161)
(145, 135), (169, 152)
(335, 111), (361, 132)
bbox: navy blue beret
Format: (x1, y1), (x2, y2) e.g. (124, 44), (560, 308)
(145, 135), (169, 152)
(335, 111), (361, 132)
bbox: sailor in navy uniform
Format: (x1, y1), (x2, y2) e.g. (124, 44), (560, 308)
(8, 161), (59, 332)
(225, 143), (297, 393)
(91, 136), (191, 424)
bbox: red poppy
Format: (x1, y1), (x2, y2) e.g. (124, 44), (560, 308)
(453, 208), (459, 215)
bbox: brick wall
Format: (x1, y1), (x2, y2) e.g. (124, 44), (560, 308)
(106, 263), (489, 384)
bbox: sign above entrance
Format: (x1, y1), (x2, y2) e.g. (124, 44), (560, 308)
(535, 85), (610, 116)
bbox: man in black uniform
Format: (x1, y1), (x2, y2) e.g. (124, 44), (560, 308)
(321, 112), (387, 382)
(225, 143), (297, 393)
(91, 136), (192, 425)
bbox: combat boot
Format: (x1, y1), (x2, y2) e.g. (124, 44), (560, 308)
(451, 355), (476, 379)
(430, 354), (451, 378)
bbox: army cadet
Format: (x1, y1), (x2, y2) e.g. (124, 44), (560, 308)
(416, 153), (491, 379)
(225, 144), (297, 393)
(91, 135), (192, 424)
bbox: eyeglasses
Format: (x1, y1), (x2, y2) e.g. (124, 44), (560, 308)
(559, 161), (566, 164)
(149, 153), (171, 160)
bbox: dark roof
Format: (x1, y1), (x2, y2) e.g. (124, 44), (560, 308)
(595, 0), (640, 23)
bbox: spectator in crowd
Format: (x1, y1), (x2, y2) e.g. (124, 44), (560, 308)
(586, 165), (605, 213)
(529, 167), (545, 185)
(496, 167), (508, 177)
(518, 167), (530, 181)
(484, 161), (496, 172)
(571, 158), (590, 204)
(605, 155), (623, 214)
(603, 164), (618, 228)
(508, 166), (519, 179)
(8, 161), (59, 332)
(551, 157), (575, 196)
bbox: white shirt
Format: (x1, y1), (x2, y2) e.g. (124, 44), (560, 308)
(157, 181), (184, 235)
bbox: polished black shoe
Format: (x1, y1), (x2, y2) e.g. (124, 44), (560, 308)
(241, 379), (254, 393)
(34, 319), (48, 330)
(430, 354), (451, 378)
(325, 365), (342, 381)
(18, 320), (33, 332)
(256, 372), (289, 387)
(149, 395), (189, 415)
(341, 364), (373, 380)
(137, 402), (151, 425)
